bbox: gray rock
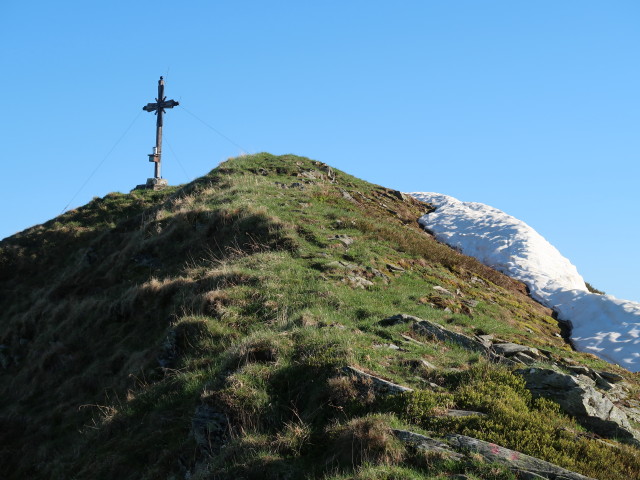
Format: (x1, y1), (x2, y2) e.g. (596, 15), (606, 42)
(512, 352), (537, 365)
(367, 266), (390, 282)
(462, 298), (479, 307)
(475, 334), (495, 349)
(298, 169), (323, 180)
(191, 404), (228, 455)
(566, 365), (591, 376)
(412, 318), (487, 353)
(432, 285), (454, 296)
(343, 366), (413, 395)
(393, 430), (595, 480)
(320, 165), (336, 181)
(418, 358), (437, 369)
(326, 260), (359, 271)
(404, 358), (437, 370)
(373, 343), (401, 351)
(516, 368), (640, 445)
(387, 189), (410, 202)
(444, 433), (596, 480)
(598, 371), (624, 383)
(517, 471), (547, 480)
(386, 262), (405, 272)
(491, 342), (541, 358)
(392, 429), (463, 460)
(399, 334), (426, 346)
(439, 409), (488, 418)
(345, 275), (373, 289)
(593, 372), (616, 391)
(328, 234), (354, 246)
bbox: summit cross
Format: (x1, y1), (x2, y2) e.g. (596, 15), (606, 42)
(142, 76), (179, 181)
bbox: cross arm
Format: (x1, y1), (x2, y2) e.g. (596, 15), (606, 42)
(143, 100), (179, 112)
(162, 99), (180, 109)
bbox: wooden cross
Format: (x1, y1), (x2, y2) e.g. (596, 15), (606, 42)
(142, 76), (179, 179)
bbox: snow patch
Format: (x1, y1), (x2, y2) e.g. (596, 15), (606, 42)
(411, 192), (640, 372)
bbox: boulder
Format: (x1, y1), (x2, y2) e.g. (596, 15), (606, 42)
(516, 368), (640, 445)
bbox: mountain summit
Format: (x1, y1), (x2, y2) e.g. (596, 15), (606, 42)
(1, 154), (639, 479)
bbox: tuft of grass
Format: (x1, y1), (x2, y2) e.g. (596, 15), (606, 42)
(325, 415), (406, 468)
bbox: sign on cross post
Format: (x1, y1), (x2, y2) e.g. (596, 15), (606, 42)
(142, 76), (179, 188)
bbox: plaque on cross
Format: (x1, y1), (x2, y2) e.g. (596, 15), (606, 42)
(142, 76), (179, 182)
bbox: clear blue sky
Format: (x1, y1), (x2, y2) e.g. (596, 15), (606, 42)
(2, 1), (639, 301)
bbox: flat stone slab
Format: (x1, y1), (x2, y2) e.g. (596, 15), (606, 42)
(491, 342), (541, 358)
(440, 409), (488, 418)
(412, 318), (487, 353)
(433, 285), (455, 296)
(393, 429), (464, 460)
(393, 429), (596, 480)
(597, 370), (624, 383)
(343, 366), (413, 395)
(445, 433), (596, 480)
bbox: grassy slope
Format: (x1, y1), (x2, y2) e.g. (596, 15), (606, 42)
(0, 153), (638, 480)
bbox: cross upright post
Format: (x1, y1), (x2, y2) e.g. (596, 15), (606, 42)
(142, 76), (179, 187)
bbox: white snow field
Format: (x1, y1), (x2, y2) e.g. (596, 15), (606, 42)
(411, 192), (640, 372)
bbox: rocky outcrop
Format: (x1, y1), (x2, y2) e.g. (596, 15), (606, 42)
(376, 313), (640, 446)
(516, 368), (640, 445)
(394, 429), (596, 480)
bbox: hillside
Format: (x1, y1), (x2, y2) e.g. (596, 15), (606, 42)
(1, 153), (639, 480)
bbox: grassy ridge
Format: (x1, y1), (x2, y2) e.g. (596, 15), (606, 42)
(0, 153), (637, 479)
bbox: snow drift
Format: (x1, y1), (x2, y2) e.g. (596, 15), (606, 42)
(411, 192), (640, 372)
